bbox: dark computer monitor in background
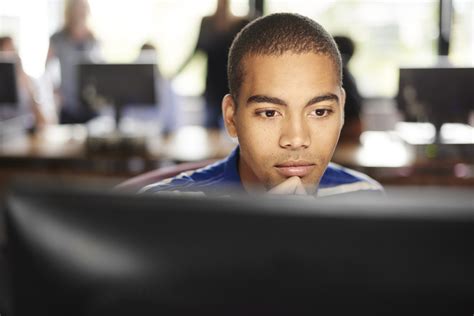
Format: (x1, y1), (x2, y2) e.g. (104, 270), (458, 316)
(0, 61), (27, 138)
(77, 63), (158, 127)
(397, 67), (474, 139)
(0, 61), (18, 114)
(5, 180), (474, 316)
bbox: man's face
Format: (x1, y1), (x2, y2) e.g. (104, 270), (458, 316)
(223, 52), (345, 193)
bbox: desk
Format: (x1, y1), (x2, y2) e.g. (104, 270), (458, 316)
(0, 125), (234, 171)
(333, 129), (474, 187)
(0, 125), (237, 196)
(1, 125), (473, 191)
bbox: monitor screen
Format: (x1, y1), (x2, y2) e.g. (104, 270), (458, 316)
(78, 63), (158, 112)
(5, 181), (474, 316)
(0, 61), (18, 105)
(397, 67), (474, 129)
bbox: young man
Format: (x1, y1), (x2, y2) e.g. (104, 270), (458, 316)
(142, 13), (382, 197)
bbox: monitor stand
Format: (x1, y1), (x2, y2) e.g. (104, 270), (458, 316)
(85, 102), (147, 154)
(417, 126), (470, 161)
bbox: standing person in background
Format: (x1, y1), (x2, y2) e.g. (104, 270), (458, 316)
(0, 36), (56, 129)
(46, 0), (101, 124)
(175, 0), (249, 129)
(136, 43), (178, 134)
(333, 35), (363, 143)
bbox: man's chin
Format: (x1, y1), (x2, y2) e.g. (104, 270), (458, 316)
(297, 174), (320, 193)
(303, 176), (320, 191)
(265, 175), (317, 192)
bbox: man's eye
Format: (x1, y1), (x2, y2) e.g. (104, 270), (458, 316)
(313, 109), (330, 117)
(265, 110), (276, 117)
(258, 110), (278, 118)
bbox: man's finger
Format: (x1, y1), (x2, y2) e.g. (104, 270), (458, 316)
(268, 176), (307, 195)
(294, 179), (307, 195)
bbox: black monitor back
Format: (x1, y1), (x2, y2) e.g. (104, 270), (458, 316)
(78, 63), (157, 111)
(5, 182), (474, 316)
(0, 61), (18, 105)
(397, 67), (474, 129)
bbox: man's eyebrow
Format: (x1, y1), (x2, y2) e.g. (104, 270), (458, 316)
(305, 93), (339, 106)
(246, 93), (340, 107)
(246, 95), (287, 106)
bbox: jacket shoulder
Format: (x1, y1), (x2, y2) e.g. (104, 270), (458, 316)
(318, 163), (383, 197)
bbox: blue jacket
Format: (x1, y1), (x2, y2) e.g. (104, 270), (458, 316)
(141, 147), (383, 197)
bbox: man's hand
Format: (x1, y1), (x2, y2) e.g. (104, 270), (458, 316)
(268, 176), (308, 195)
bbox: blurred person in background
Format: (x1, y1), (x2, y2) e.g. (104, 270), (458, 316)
(333, 35), (363, 143)
(175, 0), (250, 129)
(46, 0), (102, 124)
(0, 36), (57, 129)
(135, 42), (178, 134)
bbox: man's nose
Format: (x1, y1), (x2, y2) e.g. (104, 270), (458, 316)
(279, 114), (311, 150)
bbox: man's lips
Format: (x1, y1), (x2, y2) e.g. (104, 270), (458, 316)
(274, 161), (316, 177)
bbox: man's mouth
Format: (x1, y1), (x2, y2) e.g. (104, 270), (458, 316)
(274, 161), (316, 178)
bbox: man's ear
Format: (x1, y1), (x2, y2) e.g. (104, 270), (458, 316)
(340, 87), (346, 129)
(222, 94), (238, 138)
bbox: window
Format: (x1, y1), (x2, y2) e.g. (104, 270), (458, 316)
(1, 0), (471, 96)
(266, 0), (472, 97)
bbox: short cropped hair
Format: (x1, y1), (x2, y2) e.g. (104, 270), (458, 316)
(228, 13), (342, 101)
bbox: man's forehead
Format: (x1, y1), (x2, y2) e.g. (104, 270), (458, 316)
(239, 52), (341, 95)
(242, 51), (335, 66)
(241, 52), (339, 83)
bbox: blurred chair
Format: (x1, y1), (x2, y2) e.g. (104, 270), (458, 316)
(115, 159), (216, 192)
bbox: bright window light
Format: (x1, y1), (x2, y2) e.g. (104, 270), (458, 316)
(441, 123), (474, 144)
(395, 122), (436, 145)
(357, 131), (414, 167)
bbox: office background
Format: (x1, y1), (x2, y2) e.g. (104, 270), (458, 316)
(0, 0), (472, 94)
(1, 0), (472, 184)
(0, 1), (473, 314)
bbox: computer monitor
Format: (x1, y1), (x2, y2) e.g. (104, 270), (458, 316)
(77, 63), (158, 126)
(5, 180), (474, 316)
(397, 67), (474, 133)
(0, 61), (18, 114)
